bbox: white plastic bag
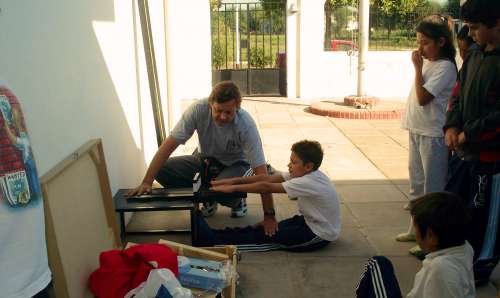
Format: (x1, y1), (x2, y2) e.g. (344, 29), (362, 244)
(125, 268), (193, 298)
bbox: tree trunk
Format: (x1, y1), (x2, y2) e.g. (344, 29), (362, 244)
(325, 8), (333, 50)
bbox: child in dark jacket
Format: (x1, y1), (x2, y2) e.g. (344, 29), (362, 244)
(444, 0), (500, 285)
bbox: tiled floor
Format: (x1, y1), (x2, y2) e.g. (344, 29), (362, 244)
(126, 98), (498, 297)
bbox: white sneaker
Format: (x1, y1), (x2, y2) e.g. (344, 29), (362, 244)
(395, 232), (416, 242)
(200, 201), (218, 217)
(403, 201), (411, 210)
(230, 198), (247, 218)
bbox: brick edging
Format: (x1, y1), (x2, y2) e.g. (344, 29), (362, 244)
(309, 103), (404, 120)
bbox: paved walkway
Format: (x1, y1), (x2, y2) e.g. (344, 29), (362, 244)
(127, 98), (498, 297)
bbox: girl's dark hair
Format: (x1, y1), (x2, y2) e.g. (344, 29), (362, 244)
(410, 192), (470, 250)
(208, 81), (242, 107)
(291, 140), (323, 170)
(416, 14), (456, 65)
(457, 25), (474, 47)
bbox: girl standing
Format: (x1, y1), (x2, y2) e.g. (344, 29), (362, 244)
(397, 14), (458, 257)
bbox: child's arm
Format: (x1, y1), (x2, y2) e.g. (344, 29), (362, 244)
(211, 181), (285, 194)
(211, 173), (284, 186)
(444, 81), (462, 150)
(412, 51), (434, 106)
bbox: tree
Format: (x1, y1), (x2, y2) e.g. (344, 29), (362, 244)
(260, 0), (287, 33)
(325, 0), (356, 49)
(371, 0), (427, 39)
(445, 0), (460, 18)
(209, 0), (221, 11)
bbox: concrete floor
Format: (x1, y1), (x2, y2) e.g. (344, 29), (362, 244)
(126, 98), (498, 297)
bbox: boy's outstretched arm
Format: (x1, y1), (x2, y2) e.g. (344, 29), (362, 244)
(211, 173), (284, 186)
(211, 181), (285, 194)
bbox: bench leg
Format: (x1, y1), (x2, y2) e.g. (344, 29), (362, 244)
(191, 206), (198, 245)
(119, 212), (126, 245)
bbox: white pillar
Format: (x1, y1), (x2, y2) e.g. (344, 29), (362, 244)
(357, 0), (369, 96)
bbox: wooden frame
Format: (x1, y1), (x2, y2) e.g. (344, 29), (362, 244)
(41, 139), (120, 298)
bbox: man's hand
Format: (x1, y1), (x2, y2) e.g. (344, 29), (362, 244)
(445, 127), (460, 150)
(458, 132), (466, 145)
(126, 182), (152, 196)
(259, 216), (278, 236)
(210, 185), (235, 193)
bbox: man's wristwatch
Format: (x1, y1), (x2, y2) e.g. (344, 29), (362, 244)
(264, 208), (276, 217)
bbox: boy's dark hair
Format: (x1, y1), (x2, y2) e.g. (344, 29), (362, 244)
(291, 140), (323, 171)
(410, 192), (470, 250)
(208, 81), (242, 107)
(416, 14), (456, 64)
(457, 25), (474, 46)
(460, 0), (500, 28)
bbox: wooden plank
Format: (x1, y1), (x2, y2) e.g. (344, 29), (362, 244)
(158, 239), (229, 261)
(41, 139), (119, 298)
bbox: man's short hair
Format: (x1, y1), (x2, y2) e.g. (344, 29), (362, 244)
(291, 140), (323, 171)
(461, 0), (500, 28)
(410, 192), (470, 250)
(208, 81), (242, 107)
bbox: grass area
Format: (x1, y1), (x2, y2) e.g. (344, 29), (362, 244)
(212, 29), (416, 69)
(212, 33), (286, 69)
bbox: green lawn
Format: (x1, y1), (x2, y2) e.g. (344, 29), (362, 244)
(212, 33), (286, 69)
(212, 30), (417, 69)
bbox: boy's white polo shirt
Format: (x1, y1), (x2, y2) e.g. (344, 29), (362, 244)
(281, 170), (341, 241)
(407, 242), (475, 298)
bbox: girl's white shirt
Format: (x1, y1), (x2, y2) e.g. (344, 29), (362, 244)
(402, 59), (457, 137)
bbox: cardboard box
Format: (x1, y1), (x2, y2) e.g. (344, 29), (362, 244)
(177, 256), (229, 291)
(158, 239), (238, 298)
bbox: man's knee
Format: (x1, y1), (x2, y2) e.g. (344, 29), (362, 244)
(156, 156), (201, 187)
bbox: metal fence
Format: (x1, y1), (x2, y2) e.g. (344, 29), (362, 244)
(210, 1), (286, 70)
(325, 4), (460, 51)
(210, 1), (287, 96)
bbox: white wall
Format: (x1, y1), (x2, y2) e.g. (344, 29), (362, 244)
(0, 0), (213, 193)
(164, 0), (213, 124)
(287, 0), (413, 100)
(0, 0), (166, 192)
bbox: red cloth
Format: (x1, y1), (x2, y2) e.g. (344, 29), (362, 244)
(88, 243), (178, 298)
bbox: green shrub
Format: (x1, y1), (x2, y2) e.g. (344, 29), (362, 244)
(250, 48), (270, 68)
(212, 42), (225, 70)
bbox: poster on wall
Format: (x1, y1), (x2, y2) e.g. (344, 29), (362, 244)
(0, 90), (41, 207)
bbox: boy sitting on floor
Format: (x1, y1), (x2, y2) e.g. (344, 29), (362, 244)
(195, 140), (341, 252)
(356, 192), (475, 298)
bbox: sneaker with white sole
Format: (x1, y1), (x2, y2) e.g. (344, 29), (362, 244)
(231, 198), (248, 218)
(409, 245), (427, 260)
(403, 201), (411, 210)
(395, 232), (416, 242)
(200, 201), (218, 217)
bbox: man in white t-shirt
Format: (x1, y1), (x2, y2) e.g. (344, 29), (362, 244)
(0, 85), (52, 298)
(196, 140), (341, 252)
